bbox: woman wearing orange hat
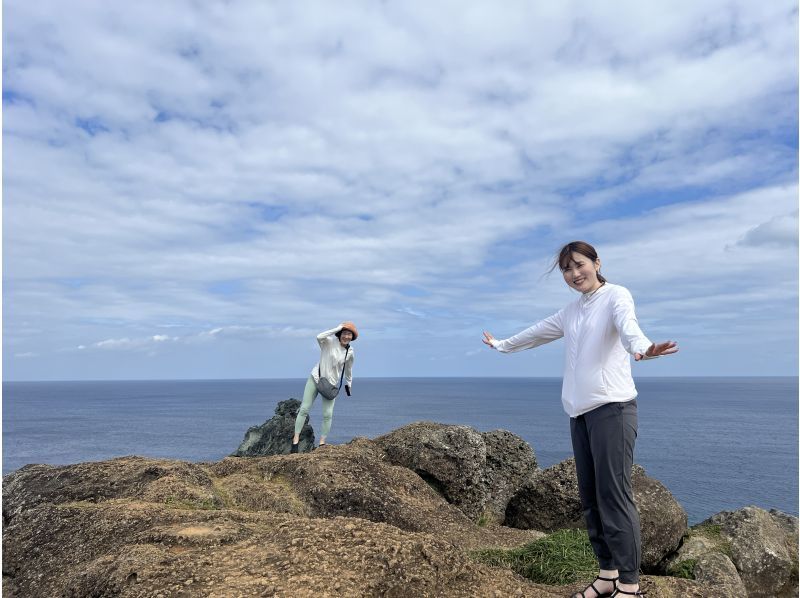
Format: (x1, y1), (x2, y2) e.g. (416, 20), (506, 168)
(290, 322), (357, 452)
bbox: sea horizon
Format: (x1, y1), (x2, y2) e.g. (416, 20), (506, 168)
(4, 376), (797, 525)
(5, 374), (796, 383)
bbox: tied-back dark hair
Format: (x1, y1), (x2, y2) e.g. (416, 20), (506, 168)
(550, 241), (607, 284)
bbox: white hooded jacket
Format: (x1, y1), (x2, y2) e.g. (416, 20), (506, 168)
(310, 325), (354, 391)
(490, 283), (654, 417)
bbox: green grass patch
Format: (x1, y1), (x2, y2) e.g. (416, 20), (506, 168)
(471, 528), (598, 585)
(667, 558), (697, 579)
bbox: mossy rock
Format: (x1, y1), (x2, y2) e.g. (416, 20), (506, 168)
(667, 558), (697, 579)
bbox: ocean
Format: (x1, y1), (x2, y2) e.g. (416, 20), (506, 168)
(3, 377), (797, 525)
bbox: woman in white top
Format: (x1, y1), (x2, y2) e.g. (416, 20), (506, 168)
(290, 322), (357, 452)
(483, 241), (677, 598)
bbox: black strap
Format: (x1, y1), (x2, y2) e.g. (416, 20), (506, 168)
(612, 589), (645, 596)
(319, 345), (349, 390)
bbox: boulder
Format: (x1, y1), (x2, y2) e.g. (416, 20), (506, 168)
(374, 422), (536, 523)
(480, 429), (538, 523)
(215, 439), (479, 537)
(505, 458), (583, 532)
(633, 574), (742, 597)
(231, 398), (314, 456)
(664, 530), (746, 596)
(704, 506), (798, 598)
(634, 465), (688, 571)
(505, 459), (687, 570)
(693, 553), (747, 596)
(375, 422), (486, 521)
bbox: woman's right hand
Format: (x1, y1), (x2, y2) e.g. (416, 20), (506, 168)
(482, 331), (496, 347)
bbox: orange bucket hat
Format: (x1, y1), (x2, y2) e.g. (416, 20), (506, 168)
(338, 321), (359, 340)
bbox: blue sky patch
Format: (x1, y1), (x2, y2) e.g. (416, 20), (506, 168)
(75, 117), (109, 136)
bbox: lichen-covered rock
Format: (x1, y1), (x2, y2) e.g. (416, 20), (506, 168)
(232, 398), (314, 455)
(704, 506), (798, 598)
(693, 552), (747, 596)
(634, 465), (688, 571)
(481, 429), (538, 524)
(505, 458), (583, 532)
(374, 422), (537, 523)
(504, 459), (687, 570)
(375, 422), (488, 520)
(216, 438), (544, 550)
(220, 438), (477, 536)
(632, 574), (741, 597)
(664, 526), (746, 596)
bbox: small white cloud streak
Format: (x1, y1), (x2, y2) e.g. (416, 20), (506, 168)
(67, 326), (318, 354)
(92, 335), (178, 351)
(735, 211), (799, 248)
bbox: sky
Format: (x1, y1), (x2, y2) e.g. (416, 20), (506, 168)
(3, 1), (798, 381)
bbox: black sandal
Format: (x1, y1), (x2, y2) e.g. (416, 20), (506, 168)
(571, 575), (618, 598)
(610, 588), (645, 596)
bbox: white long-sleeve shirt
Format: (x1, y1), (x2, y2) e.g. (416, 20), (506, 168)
(490, 283), (653, 417)
(311, 326), (354, 391)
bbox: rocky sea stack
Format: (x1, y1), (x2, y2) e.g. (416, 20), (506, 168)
(3, 400), (797, 597)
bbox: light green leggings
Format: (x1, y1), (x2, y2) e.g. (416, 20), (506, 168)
(294, 376), (335, 437)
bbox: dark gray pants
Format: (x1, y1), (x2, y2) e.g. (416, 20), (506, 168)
(570, 399), (640, 584)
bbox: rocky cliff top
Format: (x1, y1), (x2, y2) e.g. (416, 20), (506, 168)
(4, 409), (797, 598)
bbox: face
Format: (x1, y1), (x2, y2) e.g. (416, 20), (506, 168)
(339, 330), (354, 345)
(562, 252), (602, 293)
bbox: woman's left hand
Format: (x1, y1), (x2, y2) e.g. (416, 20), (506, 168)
(635, 341), (679, 361)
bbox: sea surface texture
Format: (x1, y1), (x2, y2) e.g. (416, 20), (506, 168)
(3, 376), (797, 525)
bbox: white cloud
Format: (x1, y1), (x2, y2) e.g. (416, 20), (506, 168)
(4, 0), (797, 378)
(735, 211), (799, 248)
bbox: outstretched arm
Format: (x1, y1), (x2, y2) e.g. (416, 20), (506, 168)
(611, 289), (679, 361)
(483, 310), (564, 353)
